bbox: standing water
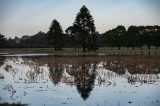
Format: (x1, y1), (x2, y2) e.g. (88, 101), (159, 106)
(0, 55), (160, 106)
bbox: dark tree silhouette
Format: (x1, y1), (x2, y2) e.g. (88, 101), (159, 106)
(65, 25), (81, 51)
(73, 5), (97, 52)
(144, 26), (156, 50)
(138, 26), (145, 50)
(0, 34), (7, 48)
(103, 26), (126, 49)
(153, 26), (160, 49)
(74, 63), (96, 100)
(126, 26), (140, 49)
(19, 31), (47, 48)
(48, 19), (63, 51)
(114, 26), (126, 49)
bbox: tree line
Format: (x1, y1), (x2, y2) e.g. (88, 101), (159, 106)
(0, 5), (160, 52)
(103, 25), (160, 50)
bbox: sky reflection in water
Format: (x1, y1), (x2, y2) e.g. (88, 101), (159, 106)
(0, 56), (160, 106)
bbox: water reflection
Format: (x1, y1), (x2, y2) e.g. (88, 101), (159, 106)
(0, 57), (6, 67)
(3, 84), (16, 99)
(73, 62), (96, 100)
(0, 56), (160, 106)
(47, 60), (97, 100)
(127, 74), (159, 85)
(49, 65), (64, 86)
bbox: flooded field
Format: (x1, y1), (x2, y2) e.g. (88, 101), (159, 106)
(0, 55), (160, 106)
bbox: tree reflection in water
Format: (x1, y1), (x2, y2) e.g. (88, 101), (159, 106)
(127, 74), (159, 85)
(1, 56), (159, 101)
(0, 57), (6, 79)
(48, 60), (97, 100)
(0, 57), (6, 67)
(73, 62), (96, 100)
(49, 65), (64, 86)
(27, 56), (160, 100)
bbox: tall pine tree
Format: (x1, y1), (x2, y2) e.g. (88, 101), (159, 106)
(48, 19), (63, 51)
(73, 5), (97, 52)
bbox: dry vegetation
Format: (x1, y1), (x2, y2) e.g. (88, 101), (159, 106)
(27, 55), (160, 74)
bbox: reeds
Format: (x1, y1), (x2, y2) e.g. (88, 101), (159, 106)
(28, 55), (160, 74)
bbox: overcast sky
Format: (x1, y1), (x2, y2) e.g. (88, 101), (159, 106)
(0, 0), (160, 38)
